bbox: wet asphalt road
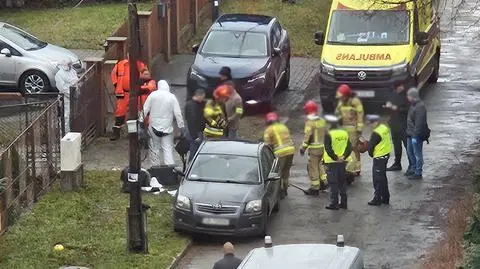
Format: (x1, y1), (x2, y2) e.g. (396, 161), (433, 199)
(173, 1), (480, 268)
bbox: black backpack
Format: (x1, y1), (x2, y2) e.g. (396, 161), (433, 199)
(419, 125), (431, 144)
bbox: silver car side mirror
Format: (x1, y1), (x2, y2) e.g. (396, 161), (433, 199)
(0, 48), (11, 57)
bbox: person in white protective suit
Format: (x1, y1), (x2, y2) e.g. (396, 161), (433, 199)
(55, 59), (79, 133)
(143, 80), (185, 166)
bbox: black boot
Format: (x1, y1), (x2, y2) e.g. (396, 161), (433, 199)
(305, 188), (320, 196)
(325, 203), (339, 210)
(387, 163), (402, 171)
(382, 197), (390, 205)
(339, 200), (347, 209)
(368, 197), (382, 206)
(110, 127), (121, 141)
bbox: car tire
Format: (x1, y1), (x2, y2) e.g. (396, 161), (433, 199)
(428, 52), (440, 83)
(278, 60), (290, 91)
(19, 70), (51, 94)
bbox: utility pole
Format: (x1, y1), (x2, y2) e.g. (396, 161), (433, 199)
(125, 0), (148, 254)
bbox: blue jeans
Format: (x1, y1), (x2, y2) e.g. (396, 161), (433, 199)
(187, 131), (203, 162)
(406, 137), (424, 176)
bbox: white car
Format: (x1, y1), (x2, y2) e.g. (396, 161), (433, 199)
(0, 22), (83, 93)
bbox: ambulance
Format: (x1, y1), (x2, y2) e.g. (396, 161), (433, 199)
(314, 0), (441, 112)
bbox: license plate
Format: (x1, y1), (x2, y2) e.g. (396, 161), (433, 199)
(355, 91), (375, 98)
(202, 218), (229, 226)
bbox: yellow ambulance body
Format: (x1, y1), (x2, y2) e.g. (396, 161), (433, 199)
(314, 0), (441, 111)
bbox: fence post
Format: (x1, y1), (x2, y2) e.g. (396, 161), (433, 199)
(191, 0), (198, 34)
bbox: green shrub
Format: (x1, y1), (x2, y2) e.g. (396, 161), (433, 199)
(463, 173), (480, 269)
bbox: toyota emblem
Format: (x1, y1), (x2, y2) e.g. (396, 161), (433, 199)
(357, 71), (367, 80)
(211, 203), (222, 209)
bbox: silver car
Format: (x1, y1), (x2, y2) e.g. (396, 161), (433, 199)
(0, 22), (83, 93)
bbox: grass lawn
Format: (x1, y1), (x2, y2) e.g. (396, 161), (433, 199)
(0, 170), (188, 269)
(186, 0), (332, 57)
(0, 2), (152, 50)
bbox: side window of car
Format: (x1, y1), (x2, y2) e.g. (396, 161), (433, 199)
(0, 41), (20, 56)
(261, 148), (274, 178)
(273, 22), (282, 47)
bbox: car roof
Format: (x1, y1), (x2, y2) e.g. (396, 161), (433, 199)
(210, 14), (274, 33)
(239, 244), (361, 269)
(198, 140), (262, 157)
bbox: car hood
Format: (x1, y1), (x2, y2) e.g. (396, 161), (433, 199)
(193, 54), (269, 78)
(322, 44), (410, 67)
(179, 181), (262, 204)
(30, 44), (80, 64)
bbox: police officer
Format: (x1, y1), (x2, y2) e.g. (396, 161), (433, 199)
(263, 112), (295, 199)
(323, 115), (352, 210)
(366, 115), (392, 206)
(300, 100), (328, 195)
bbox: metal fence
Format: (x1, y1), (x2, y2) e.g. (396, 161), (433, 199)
(0, 97), (62, 235)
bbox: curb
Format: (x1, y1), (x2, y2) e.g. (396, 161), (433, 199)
(167, 239), (194, 269)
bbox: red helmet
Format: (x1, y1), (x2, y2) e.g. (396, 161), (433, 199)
(265, 112), (279, 122)
(213, 85), (231, 100)
(303, 100), (319, 115)
(336, 84), (352, 98)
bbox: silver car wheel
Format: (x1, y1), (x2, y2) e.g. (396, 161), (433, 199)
(24, 74), (45, 93)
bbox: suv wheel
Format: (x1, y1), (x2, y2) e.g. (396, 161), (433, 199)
(20, 71), (50, 94)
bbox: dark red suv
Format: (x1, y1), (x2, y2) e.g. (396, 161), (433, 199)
(187, 14), (291, 107)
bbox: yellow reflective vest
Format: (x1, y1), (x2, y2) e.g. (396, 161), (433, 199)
(263, 122), (295, 157)
(302, 117), (326, 149)
(323, 129), (352, 163)
(373, 123), (393, 158)
(335, 96), (364, 132)
(203, 99), (225, 137)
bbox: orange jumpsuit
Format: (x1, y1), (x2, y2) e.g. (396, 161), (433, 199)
(138, 79), (156, 126)
(110, 59), (148, 128)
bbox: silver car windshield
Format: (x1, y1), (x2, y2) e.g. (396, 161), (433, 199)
(201, 30), (268, 57)
(188, 154), (260, 184)
(327, 10), (410, 45)
(0, 24), (47, 51)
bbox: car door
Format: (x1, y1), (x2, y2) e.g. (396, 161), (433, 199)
(0, 40), (18, 85)
(269, 26), (282, 90)
(260, 148), (275, 212)
(273, 21), (288, 83)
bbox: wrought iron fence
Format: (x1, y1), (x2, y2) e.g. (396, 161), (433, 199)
(0, 97), (62, 235)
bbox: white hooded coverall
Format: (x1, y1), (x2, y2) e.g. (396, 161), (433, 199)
(143, 80), (184, 166)
(55, 60), (79, 133)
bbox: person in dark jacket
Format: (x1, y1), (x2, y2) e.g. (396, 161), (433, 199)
(218, 66), (234, 87)
(212, 242), (242, 269)
(405, 87), (429, 180)
(366, 115), (393, 206)
(185, 89), (206, 161)
(384, 80), (410, 171)
(323, 115), (352, 210)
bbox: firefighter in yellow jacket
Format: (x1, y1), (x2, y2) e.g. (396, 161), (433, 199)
(299, 100), (328, 195)
(263, 112), (295, 199)
(335, 84), (364, 176)
(203, 96), (226, 139)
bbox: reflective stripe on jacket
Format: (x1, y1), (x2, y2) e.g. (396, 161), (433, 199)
(302, 117), (326, 149)
(335, 96), (364, 132)
(263, 123), (295, 157)
(324, 129), (352, 163)
(203, 100), (225, 137)
(373, 123), (393, 158)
